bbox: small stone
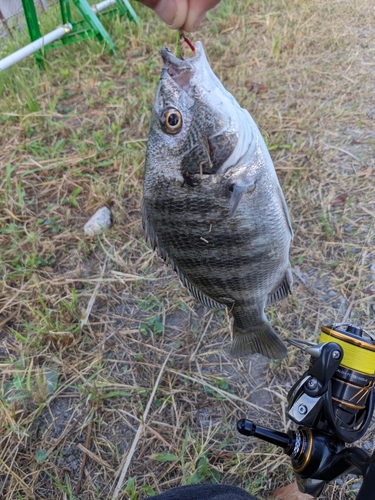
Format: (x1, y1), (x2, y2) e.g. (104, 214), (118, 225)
(346, 474), (357, 481)
(84, 207), (112, 235)
(352, 482), (362, 490)
(363, 441), (373, 451)
(71, 460), (79, 470)
(370, 264), (375, 272)
(328, 290), (337, 297)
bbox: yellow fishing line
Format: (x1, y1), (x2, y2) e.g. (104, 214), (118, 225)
(319, 329), (375, 375)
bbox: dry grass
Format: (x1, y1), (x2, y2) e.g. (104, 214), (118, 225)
(1, 0), (375, 499)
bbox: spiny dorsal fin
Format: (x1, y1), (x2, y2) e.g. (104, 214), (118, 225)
(177, 271), (226, 310)
(142, 200), (226, 310)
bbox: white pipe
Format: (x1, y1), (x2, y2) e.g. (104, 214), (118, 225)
(0, 23), (72, 71)
(92, 0), (116, 14)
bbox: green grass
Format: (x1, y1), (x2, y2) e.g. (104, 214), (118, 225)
(1, 0), (375, 499)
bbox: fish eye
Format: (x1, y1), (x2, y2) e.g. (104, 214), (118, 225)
(162, 108), (183, 134)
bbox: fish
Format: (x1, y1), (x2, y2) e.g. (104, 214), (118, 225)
(142, 42), (293, 359)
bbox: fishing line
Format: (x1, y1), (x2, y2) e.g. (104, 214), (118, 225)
(320, 328), (375, 375)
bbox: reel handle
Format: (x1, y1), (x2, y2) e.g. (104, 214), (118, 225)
(237, 420), (293, 450)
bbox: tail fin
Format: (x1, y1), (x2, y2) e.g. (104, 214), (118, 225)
(230, 321), (287, 359)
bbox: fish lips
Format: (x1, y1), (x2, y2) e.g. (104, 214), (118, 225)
(160, 41), (216, 95)
(160, 49), (195, 91)
(158, 54), (192, 89)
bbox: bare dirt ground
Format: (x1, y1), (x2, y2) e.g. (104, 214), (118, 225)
(0, 0), (375, 499)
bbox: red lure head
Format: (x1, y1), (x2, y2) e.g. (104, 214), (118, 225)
(179, 29), (195, 53)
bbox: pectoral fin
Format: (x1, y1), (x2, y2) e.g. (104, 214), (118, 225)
(229, 180), (255, 216)
(223, 141), (257, 216)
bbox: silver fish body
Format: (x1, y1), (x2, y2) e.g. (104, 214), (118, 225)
(142, 42), (293, 359)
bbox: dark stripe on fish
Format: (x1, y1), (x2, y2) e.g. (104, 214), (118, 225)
(147, 193), (224, 217)
(154, 230), (252, 251)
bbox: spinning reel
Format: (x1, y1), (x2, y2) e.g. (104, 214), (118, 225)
(237, 323), (375, 498)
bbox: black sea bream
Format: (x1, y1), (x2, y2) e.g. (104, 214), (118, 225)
(142, 42), (293, 359)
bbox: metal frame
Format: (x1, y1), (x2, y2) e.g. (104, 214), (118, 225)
(19, 0), (139, 67)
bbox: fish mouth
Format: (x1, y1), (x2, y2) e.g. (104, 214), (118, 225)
(160, 41), (203, 89)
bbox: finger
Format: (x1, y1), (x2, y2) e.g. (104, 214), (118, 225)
(138, 0), (188, 30)
(182, 0), (221, 32)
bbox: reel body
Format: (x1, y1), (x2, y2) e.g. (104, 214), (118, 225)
(237, 323), (375, 497)
(288, 323), (375, 443)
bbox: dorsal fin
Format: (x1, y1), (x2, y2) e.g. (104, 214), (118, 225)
(142, 200), (226, 310)
(177, 270), (226, 309)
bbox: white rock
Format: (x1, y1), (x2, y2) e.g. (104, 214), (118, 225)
(84, 207), (112, 235)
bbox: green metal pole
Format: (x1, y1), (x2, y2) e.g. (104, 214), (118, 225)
(116, 0), (139, 24)
(59, 0), (73, 25)
(72, 0), (116, 52)
(21, 0), (44, 67)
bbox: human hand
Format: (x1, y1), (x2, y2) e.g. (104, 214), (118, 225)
(136, 0), (221, 32)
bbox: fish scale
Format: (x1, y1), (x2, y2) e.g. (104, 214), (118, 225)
(142, 42), (293, 359)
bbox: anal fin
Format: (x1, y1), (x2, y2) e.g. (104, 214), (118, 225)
(267, 267), (293, 306)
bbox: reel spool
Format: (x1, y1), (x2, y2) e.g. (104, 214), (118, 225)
(317, 324), (375, 442)
(320, 323), (375, 375)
